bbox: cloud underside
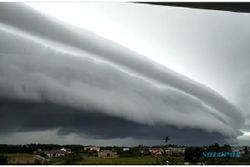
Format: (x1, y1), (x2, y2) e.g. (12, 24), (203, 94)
(0, 100), (232, 145)
(0, 3), (244, 145)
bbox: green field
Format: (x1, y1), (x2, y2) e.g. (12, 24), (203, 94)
(2, 153), (184, 165)
(3, 153), (184, 165)
(5, 153), (35, 164)
(4, 153), (250, 165)
(75, 156), (184, 165)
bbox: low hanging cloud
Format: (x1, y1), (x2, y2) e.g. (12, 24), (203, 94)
(0, 3), (245, 145)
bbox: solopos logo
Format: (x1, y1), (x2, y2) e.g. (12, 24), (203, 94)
(202, 151), (240, 158)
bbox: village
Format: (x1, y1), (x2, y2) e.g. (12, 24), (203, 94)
(32, 145), (186, 164)
(1, 144), (250, 165)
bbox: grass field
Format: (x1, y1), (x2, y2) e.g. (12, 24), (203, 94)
(3, 153), (184, 165)
(47, 157), (66, 165)
(75, 156), (184, 165)
(5, 153), (35, 164)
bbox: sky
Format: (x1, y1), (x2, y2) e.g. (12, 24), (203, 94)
(0, 2), (250, 146)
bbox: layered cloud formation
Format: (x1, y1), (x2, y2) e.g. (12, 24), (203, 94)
(0, 3), (245, 145)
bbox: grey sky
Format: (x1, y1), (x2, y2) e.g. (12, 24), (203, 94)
(28, 2), (250, 120)
(0, 2), (250, 146)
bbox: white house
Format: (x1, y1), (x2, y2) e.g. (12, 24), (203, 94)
(84, 145), (100, 152)
(123, 147), (130, 151)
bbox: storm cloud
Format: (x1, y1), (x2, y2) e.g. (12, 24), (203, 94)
(0, 3), (246, 145)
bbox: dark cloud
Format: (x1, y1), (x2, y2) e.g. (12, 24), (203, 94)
(0, 100), (233, 145)
(0, 3), (245, 145)
(0, 4), (244, 129)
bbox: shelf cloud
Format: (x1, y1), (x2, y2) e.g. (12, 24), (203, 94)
(0, 3), (245, 145)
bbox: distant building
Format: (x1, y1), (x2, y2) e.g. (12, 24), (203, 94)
(45, 148), (72, 158)
(231, 146), (245, 155)
(122, 147), (130, 152)
(149, 148), (164, 156)
(138, 146), (149, 156)
(84, 145), (100, 152)
(165, 147), (185, 156)
(98, 150), (118, 158)
(60, 148), (72, 154)
(33, 149), (43, 154)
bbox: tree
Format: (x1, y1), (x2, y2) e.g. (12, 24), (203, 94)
(243, 146), (250, 159)
(184, 147), (203, 163)
(165, 136), (169, 144)
(0, 155), (8, 165)
(40, 152), (47, 157)
(64, 154), (82, 164)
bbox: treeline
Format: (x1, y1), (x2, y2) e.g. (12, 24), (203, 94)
(0, 144), (83, 153)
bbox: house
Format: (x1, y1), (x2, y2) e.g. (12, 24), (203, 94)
(61, 148), (72, 154)
(33, 149), (43, 154)
(165, 147), (185, 156)
(84, 145), (100, 152)
(98, 150), (118, 158)
(122, 147), (130, 152)
(231, 146), (245, 155)
(138, 147), (149, 156)
(45, 150), (66, 158)
(149, 148), (164, 156)
(45, 148), (72, 158)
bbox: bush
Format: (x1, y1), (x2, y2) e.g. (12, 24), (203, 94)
(0, 155), (8, 164)
(64, 154), (82, 164)
(184, 147), (203, 163)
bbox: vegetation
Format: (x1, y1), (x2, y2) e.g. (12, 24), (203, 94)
(0, 144), (84, 154)
(184, 147), (203, 163)
(165, 136), (169, 144)
(0, 154), (8, 164)
(0, 143), (250, 165)
(75, 156), (184, 165)
(4, 153), (34, 164)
